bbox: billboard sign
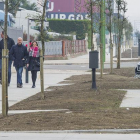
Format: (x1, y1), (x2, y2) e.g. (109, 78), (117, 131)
(47, 0), (88, 20)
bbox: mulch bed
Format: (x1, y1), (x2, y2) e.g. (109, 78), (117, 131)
(0, 68), (140, 131)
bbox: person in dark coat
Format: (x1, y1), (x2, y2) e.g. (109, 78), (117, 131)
(27, 41), (40, 88)
(0, 31), (15, 85)
(10, 37), (28, 88)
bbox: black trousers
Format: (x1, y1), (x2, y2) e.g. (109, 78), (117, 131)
(31, 70), (37, 86)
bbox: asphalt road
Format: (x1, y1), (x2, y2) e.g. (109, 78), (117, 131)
(44, 62), (137, 71)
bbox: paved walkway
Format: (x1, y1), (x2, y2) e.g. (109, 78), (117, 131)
(0, 67), (89, 114)
(44, 54), (90, 65)
(44, 53), (139, 65)
(0, 133), (140, 140)
(120, 89), (140, 108)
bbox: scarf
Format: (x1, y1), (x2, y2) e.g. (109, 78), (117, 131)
(29, 46), (39, 57)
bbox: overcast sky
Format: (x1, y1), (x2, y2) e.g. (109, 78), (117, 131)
(125, 0), (140, 31)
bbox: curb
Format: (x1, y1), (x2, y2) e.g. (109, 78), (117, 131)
(44, 63), (89, 65)
(1, 129), (140, 134)
(44, 62), (113, 65)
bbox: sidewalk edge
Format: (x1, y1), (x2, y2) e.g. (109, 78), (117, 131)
(1, 129), (140, 134)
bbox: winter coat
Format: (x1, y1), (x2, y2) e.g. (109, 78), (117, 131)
(27, 56), (40, 71)
(0, 36), (15, 60)
(10, 44), (28, 68)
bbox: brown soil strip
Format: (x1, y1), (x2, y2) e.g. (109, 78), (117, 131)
(0, 68), (140, 131)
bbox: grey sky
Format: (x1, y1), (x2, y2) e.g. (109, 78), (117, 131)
(125, 0), (140, 31)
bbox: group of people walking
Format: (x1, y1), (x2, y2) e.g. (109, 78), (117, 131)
(0, 31), (40, 88)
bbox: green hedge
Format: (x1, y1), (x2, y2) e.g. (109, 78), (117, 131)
(48, 19), (91, 48)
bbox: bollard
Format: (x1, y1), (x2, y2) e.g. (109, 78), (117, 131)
(89, 51), (99, 89)
(92, 68), (96, 89)
(25, 67), (29, 83)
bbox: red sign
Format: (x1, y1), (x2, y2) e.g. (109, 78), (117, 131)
(47, 0), (87, 13)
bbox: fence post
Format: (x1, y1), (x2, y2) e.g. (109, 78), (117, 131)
(78, 40), (80, 53)
(62, 41), (65, 57)
(40, 49), (45, 100)
(131, 48), (132, 58)
(84, 40), (85, 52)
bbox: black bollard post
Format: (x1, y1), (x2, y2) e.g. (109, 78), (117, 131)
(89, 51), (98, 90)
(25, 67), (29, 83)
(92, 68), (96, 89)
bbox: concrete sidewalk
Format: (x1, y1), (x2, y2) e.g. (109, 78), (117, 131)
(1, 132), (140, 140)
(44, 54), (89, 65)
(120, 89), (140, 108)
(0, 68), (89, 114)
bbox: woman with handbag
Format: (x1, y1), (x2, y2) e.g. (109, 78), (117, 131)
(27, 41), (40, 88)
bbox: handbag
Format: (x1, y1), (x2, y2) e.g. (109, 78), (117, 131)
(35, 60), (40, 67)
(22, 59), (26, 66)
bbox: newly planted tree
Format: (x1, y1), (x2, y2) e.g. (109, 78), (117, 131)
(85, 0), (105, 78)
(106, 0), (114, 74)
(2, 0), (9, 117)
(85, 0), (97, 51)
(115, 0), (127, 69)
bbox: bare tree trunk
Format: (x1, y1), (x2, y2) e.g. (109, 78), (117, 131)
(110, 38), (113, 73)
(100, 43), (103, 78)
(109, 15), (113, 73)
(110, 46), (113, 73)
(100, 3), (103, 78)
(4, 0), (8, 50)
(40, 0), (47, 100)
(41, 0), (47, 55)
(117, 40), (121, 69)
(117, 1), (121, 69)
(90, 1), (94, 51)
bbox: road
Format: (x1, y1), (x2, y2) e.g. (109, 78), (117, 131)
(0, 133), (140, 140)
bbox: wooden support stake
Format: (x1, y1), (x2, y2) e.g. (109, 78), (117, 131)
(2, 49), (8, 117)
(40, 49), (45, 99)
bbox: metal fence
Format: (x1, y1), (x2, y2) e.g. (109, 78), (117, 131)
(0, 26), (23, 43)
(23, 41), (62, 56)
(23, 40), (87, 57)
(45, 41), (62, 56)
(64, 40), (86, 55)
